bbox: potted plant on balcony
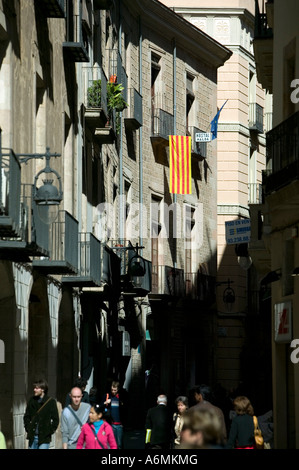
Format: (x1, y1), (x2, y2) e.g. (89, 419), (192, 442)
(87, 80), (127, 112)
(107, 82), (128, 113)
(87, 79), (102, 108)
(87, 80), (128, 134)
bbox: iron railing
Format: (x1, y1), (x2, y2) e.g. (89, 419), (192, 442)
(0, 149), (21, 237)
(124, 88), (143, 128)
(249, 103), (264, 133)
(152, 108), (174, 140)
(32, 211), (79, 274)
(63, 12), (89, 62)
(82, 65), (108, 116)
(151, 265), (184, 296)
(78, 232), (102, 284)
(264, 110), (299, 194)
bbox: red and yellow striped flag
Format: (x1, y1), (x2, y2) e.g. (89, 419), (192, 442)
(169, 135), (192, 194)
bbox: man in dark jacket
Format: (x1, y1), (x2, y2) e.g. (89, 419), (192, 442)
(145, 394), (172, 449)
(190, 384), (227, 445)
(24, 379), (59, 449)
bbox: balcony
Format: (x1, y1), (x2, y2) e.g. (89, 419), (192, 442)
(63, 14), (89, 62)
(189, 126), (207, 158)
(248, 183), (263, 204)
(124, 88), (143, 130)
(151, 108), (174, 145)
(39, 0), (65, 17)
(185, 271), (216, 305)
(32, 211), (79, 275)
(94, 109), (117, 144)
(0, 149), (22, 238)
(249, 103), (264, 133)
(0, 183), (50, 261)
(62, 232), (102, 286)
(83, 66), (108, 130)
(253, 0), (273, 93)
(263, 110), (299, 195)
(150, 265), (184, 297)
(150, 95), (174, 164)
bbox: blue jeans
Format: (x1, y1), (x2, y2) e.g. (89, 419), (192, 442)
(29, 435), (50, 449)
(112, 424), (123, 449)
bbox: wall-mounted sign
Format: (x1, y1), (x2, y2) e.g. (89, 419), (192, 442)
(274, 301), (292, 343)
(195, 132), (212, 142)
(225, 219), (251, 245)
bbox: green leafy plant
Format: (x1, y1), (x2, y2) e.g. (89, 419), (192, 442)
(87, 79), (101, 108)
(87, 80), (128, 112)
(107, 82), (128, 113)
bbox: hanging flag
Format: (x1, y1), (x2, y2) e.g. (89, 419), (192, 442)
(169, 135), (192, 194)
(210, 100), (227, 140)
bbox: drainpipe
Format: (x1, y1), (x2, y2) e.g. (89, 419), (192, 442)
(139, 16), (143, 254)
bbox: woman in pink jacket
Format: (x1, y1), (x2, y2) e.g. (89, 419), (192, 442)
(77, 404), (118, 449)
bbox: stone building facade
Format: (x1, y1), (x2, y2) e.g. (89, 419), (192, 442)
(161, 0), (272, 413)
(0, 0), (230, 447)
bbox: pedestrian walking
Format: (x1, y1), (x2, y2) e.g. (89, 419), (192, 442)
(190, 384), (227, 444)
(172, 396), (188, 448)
(89, 387), (98, 406)
(180, 407), (224, 449)
(23, 379), (59, 449)
(102, 380), (128, 449)
(145, 394), (172, 449)
(61, 386), (91, 449)
(65, 377), (90, 407)
(76, 404), (117, 449)
(225, 396), (256, 449)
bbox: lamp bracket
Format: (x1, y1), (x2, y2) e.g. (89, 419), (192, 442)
(16, 147), (61, 165)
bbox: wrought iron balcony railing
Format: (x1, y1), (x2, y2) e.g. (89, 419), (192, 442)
(0, 149), (21, 238)
(151, 108), (174, 141)
(0, 182), (50, 260)
(249, 103), (264, 133)
(63, 14), (89, 62)
(83, 65), (108, 127)
(151, 265), (184, 297)
(264, 110), (299, 195)
(62, 232), (102, 286)
(124, 88), (143, 129)
(32, 211), (79, 274)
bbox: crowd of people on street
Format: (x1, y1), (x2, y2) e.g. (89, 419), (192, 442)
(144, 384), (274, 450)
(21, 377), (127, 450)
(0, 375), (273, 450)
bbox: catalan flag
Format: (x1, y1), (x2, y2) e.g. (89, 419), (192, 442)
(169, 135), (192, 194)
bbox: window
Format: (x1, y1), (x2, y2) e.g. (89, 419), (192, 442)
(186, 73), (195, 133)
